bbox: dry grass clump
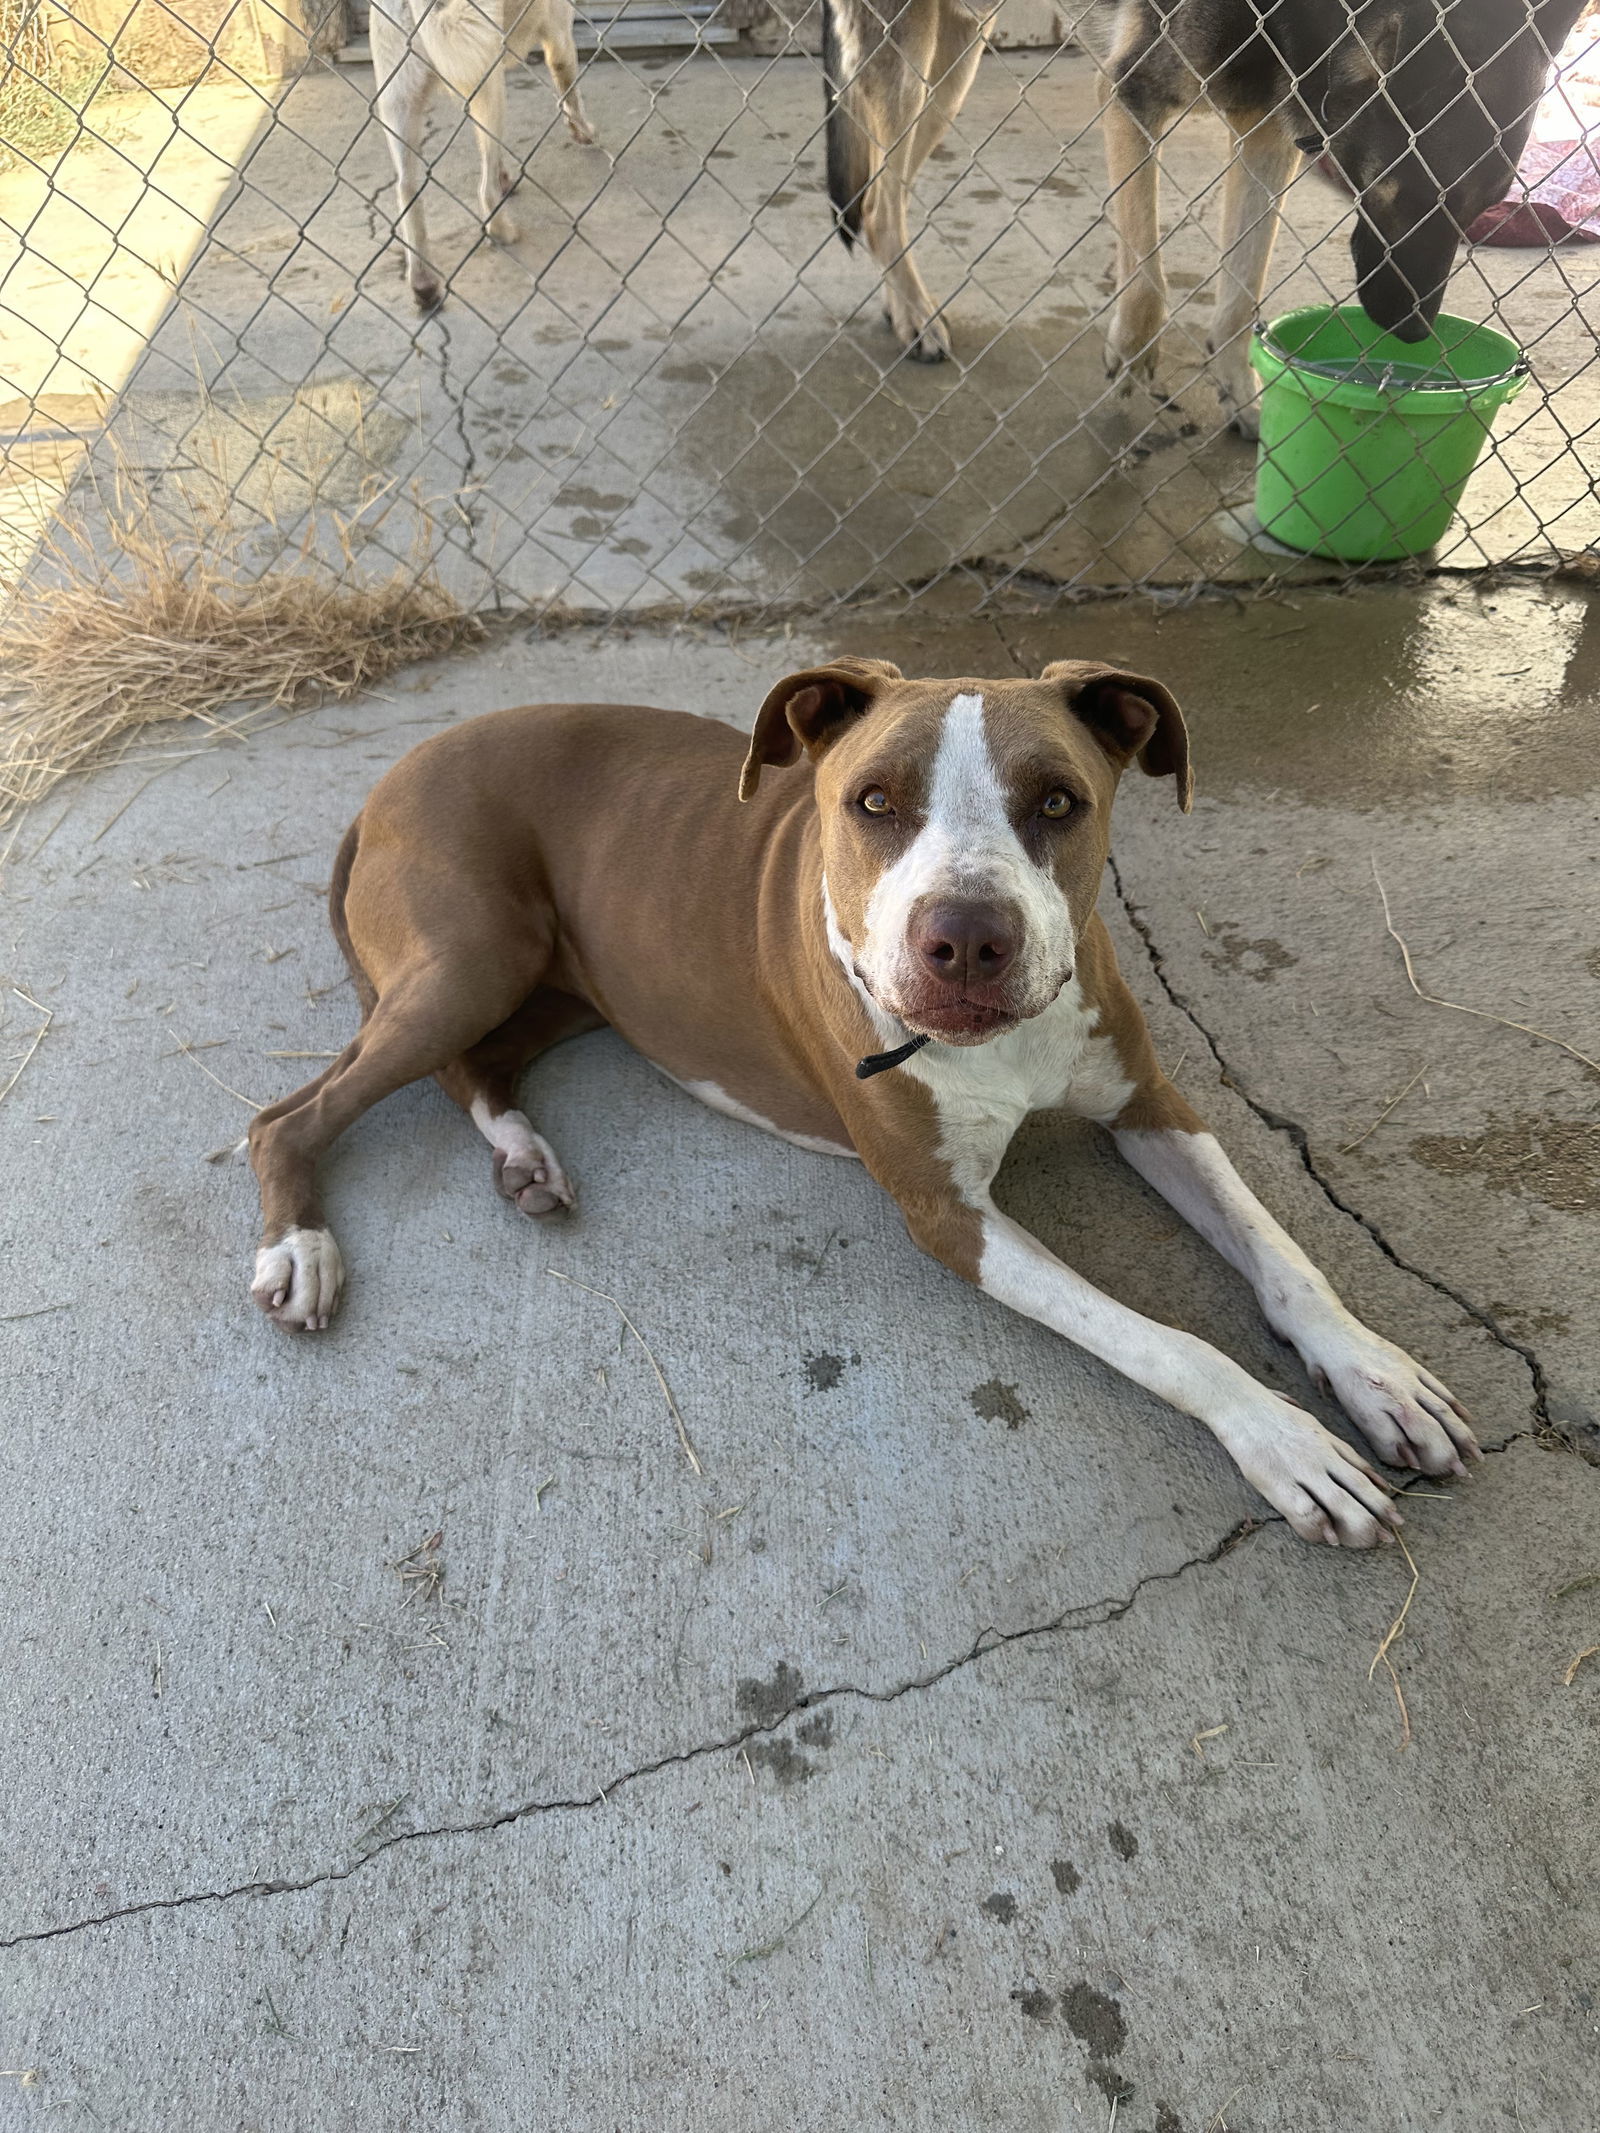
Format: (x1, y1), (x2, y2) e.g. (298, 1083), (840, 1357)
(0, 0), (91, 169)
(0, 495), (482, 828)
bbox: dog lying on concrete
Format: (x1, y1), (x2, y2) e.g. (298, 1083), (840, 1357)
(823, 0), (1583, 428)
(370, 0), (594, 310)
(248, 660), (1478, 1544)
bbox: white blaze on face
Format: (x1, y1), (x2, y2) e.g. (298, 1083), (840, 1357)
(856, 692), (1076, 1017)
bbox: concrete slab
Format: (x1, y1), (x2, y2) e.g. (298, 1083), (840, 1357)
(995, 579), (1600, 1450)
(2, 596), (1596, 2126)
(6, 1438), (1595, 2131)
(17, 47), (1598, 614)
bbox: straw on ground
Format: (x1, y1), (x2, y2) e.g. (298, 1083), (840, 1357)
(1370, 1532), (1421, 1750)
(1372, 860), (1600, 1078)
(0, 485), (479, 828)
(547, 1269), (702, 1474)
(0, 987), (53, 1109)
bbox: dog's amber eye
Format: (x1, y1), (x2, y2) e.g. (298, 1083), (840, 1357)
(1039, 790), (1073, 819)
(860, 788), (893, 815)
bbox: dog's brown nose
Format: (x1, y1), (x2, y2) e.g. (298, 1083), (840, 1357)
(912, 901), (1018, 990)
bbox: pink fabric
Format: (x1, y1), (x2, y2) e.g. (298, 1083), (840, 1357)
(1469, 134), (1600, 245)
(1469, 26), (1600, 246)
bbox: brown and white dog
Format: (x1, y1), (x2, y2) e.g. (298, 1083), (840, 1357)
(370, 0), (595, 311)
(248, 660), (1478, 1545)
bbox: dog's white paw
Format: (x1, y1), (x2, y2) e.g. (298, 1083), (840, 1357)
(475, 1102), (575, 1217)
(1305, 1325), (1480, 1477)
(1222, 1393), (1404, 1548)
(252, 1226), (345, 1331)
(564, 108), (595, 146)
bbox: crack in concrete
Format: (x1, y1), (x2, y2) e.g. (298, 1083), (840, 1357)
(1102, 852), (1555, 1436)
(1, 1515), (1268, 1952)
(432, 307), (498, 608)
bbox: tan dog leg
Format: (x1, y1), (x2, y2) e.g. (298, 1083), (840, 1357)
(249, 960), (546, 1329)
(835, 0), (966, 360)
(540, 1), (594, 145)
(1206, 113), (1299, 435)
(876, 0), (991, 353)
(1101, 91), (1167, 391)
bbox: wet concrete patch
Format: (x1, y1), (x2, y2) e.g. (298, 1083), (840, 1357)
(1410, 1116), (1600, 1213)
(735, 1659), (806, 1727)
(996, 582), (1600, 807)
(970, 1379), (1030, 1427)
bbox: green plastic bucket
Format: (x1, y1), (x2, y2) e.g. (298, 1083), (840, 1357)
(1249, 305), (1528, 561)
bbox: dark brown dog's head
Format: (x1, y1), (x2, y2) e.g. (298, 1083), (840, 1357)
(1302, 0), (1584, 340)
(740, 660), (1190, 1045)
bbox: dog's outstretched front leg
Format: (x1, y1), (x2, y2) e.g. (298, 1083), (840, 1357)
(879, 1175), (1405, 1549)
(1114, 1122), (1480, 1475)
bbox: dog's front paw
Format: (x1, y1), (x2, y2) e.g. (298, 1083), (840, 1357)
(1310, 1328), (1480, 1476)
(884, 299), (951, 364)
(252, 1226), (345, 1331)
(1223, 1395), (1404, 1548)
(1104, 286), (1165, 391)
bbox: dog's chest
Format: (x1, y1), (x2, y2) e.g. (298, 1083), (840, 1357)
(901, 980), (1133, 1184)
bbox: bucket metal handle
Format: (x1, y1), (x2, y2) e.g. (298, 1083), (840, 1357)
(1254, 322), (1530, 396)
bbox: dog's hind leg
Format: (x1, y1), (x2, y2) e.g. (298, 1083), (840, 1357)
(466, 62), (520, 242)
(538, 0), (594, 144)
(249, 951), (549, 1329)
(828, 0), (953, 361)
(902, 0), (990, 189)
(434, 988), (605, 1216)
(371, 22), (445, 309)
(1206, 112), (1297, 435)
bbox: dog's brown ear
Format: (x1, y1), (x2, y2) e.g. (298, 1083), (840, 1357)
(739, 659), (903, 800)
(1043, 660), (1193, 813)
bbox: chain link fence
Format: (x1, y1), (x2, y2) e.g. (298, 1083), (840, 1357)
(2, 0), (1597, 621)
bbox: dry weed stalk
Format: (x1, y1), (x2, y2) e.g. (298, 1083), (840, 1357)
(0, 470), (480, 828)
